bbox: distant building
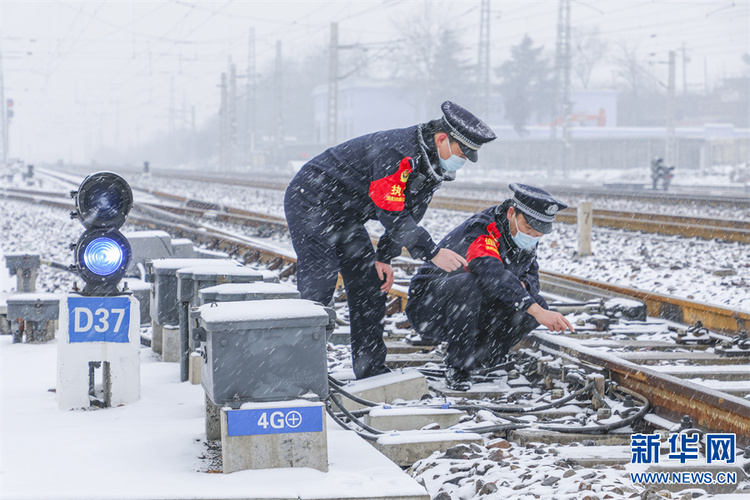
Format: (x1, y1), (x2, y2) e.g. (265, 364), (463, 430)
(310, 81), (747, 170)
(312, 80), (619, 144)
(312, 80), (423, 144)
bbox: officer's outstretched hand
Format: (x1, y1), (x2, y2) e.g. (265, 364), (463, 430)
(431, 248), (468, 273)
(375, 261), (394, 293)
(527, 304), (576, 333)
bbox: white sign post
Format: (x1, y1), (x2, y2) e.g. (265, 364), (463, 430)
(57, 294), (141, 410)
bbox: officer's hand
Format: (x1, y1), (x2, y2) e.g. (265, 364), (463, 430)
(375, 261), (394, 293)
(527, 304), (576, 333)
(431, 248), (468, 272)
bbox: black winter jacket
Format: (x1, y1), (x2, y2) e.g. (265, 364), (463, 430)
(409, 201), (543, 312)
(291, 124), (450, 262)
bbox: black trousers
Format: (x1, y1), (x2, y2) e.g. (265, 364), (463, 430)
(406, 272), (544, 371)
(284, 178), (389, 379)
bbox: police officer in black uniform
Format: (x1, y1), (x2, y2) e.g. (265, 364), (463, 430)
(406, 184), (575, 391)
(284, 102), (496, 379)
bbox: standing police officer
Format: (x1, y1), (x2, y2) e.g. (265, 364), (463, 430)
(284, 102), (496, 379)
(406, 184), (575, 391)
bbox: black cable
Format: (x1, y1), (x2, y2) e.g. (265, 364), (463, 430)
(328, 380), (379, 407)
(485, 381), (596, 414)
(590, 387), (608, 409)
(474, 361), (516, 376)
(538, 386), (651, 434)
(447, 404), (529, 424)
(461, 423), (530, 434)
(328, 393), (385, 436)
(324, 399), (380, 442)
(416, 368), (446, 378)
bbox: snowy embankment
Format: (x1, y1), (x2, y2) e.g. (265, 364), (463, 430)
(2, 179), (748, 311)
(132, 176), (748, 312)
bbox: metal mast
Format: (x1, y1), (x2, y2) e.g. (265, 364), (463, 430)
(552, 0), (572, 177)
(274, 40), (284, 166)
(477, 0), (491, 119)
(228, 61), (237, 168)
(1, 30), (8, 163)
(219, 72), (227, 168)
(665, 50), (676, 166)
(327, 23), (338, 146)
(245, 28), (256, 164)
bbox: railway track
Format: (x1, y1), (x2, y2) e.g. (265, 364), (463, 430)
(143, 171), (750, 244)
(4, 174), (750, 446)
(138, 169), (750, 208)
(3, 183), (748, 335)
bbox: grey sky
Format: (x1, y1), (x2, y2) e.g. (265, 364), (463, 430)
(1, 0), (747, 163)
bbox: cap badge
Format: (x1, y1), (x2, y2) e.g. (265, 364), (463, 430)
(545, 204), (559, 215)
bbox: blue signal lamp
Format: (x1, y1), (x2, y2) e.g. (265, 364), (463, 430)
(70, 172), (134, 296)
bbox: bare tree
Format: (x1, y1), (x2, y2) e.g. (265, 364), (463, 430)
(612, 42), (660, 125)
(572, 27), (608, 89)
(612, 42), (657, 94)
(390, 2), (472, 114)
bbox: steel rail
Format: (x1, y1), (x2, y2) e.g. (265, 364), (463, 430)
(3, 188), (747, 335)
(30, 168), (750, 242)
(538, 270), (749, 335)
(429, 198), (750, 244)
(5, 188), (749, 441)
(145, 171), (750, 208)
(146, 172), (750, 244)
(523, 332), (750, 445)
(128, 201), (750, 336)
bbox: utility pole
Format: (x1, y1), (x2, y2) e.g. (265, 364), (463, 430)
(274, 40), (284, 167)
(169, 77), (175, 138)
(0, 29), (8, 164)
(191, 105), (196, 161)
(245, 28), (256, 165)
(665, 50), (676, 166)
(327, 23), (339, 147)
(680, 42), (689, 95)
(552, 0), (572, 178)
(181, 91), (187, 132)
(228, 61), (237, 168)
(115, 101), (120, 152)
(219, 72), (227, 168)
(477, 0), (491, 119)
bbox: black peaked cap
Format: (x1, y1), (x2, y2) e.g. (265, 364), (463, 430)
(440, 101), (496, 162)
(509, 183), (567, 234)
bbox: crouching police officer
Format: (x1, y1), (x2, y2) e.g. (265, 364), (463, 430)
(406, 183), (575, 391)
(284, 101), (496, 379)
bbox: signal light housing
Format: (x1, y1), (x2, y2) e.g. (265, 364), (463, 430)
(71, 172), (133, 296)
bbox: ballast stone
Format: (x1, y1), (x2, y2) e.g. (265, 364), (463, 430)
(372, 430), (484, 467)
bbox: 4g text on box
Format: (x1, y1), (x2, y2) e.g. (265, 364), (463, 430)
(227, 406), (323, 436)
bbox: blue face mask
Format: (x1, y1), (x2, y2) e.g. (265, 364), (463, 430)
(512, 216), (541, 250)
(438, 139), (467, 172)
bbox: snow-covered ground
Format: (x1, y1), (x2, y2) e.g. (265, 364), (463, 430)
(126, 170), (750, 222)
(458, 163), (750, 192)
(117, 172), (748, 311)
(2, 175), (748, 310)
(3, 185), (749, 500)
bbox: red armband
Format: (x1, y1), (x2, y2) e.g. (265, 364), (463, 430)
(466, 222), (503, 264)
(369, 157), (413, 212)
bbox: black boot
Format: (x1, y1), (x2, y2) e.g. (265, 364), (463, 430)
(445, 367), (472, 391)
